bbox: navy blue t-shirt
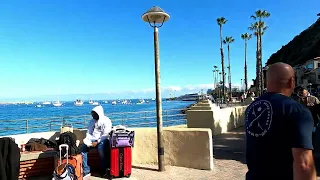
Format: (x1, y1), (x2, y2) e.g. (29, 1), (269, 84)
(245, 92), (314, 180)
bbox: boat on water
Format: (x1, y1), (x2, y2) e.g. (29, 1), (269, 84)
(42, 101), (51, 105)
(35, 104), (42, 108)
(151, 98), (155, 101)
(103, 101), (108, 104)
(88, 100), (93, 104)
(121, 100), (128, 104)
(52, 101), (62, 107)
(74, 99), (84, 106)
(111, 101), (117, 105)
(92, 101), (99, 106)
(136, 99), (145, 104)
(52, 96), (62, 107)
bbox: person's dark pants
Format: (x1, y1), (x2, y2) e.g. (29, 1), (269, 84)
(81, 139), (110, 175)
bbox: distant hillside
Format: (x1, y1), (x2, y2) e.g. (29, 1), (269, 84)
(266, 17), (320, 66)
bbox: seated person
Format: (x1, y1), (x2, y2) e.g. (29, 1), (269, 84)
(81, 105), (112, 178)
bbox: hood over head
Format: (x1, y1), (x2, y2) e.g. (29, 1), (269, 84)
(92, 105), (105, 120)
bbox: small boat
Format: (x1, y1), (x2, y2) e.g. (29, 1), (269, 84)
(74, 99), (84, 106)
(111, 101), (117, 105)
(151, 98), (155, 101)
(53, 101), (62, 107)
(52, 96), (62, 107)
(88, 100), (93, 104)
(36, 104), (42, 108)
(42, 101), (51, 105)
(92, 101), (99, 106)
(103, 101), (108, 104)
(121, 100), (128, 104)
(136, 99), (145, 104)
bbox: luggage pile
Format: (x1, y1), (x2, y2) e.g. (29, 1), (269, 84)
(53, 131), (82, 180)
(108, 125), (135, 179)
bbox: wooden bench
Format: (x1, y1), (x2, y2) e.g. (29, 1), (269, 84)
(19, 147), (102, 179)
(19, 150), (57, 179)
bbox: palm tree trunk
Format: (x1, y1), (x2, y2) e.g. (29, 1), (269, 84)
(228, 45), (232, 99)
(257, 34), (262, 96)
(219, 26), (225, 102)
(244, 40), (248, 92)
(255, 34), (261, 96)
(259, 34), (264, 93)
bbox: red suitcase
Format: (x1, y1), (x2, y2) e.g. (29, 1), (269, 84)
(109, 147), (132, 178)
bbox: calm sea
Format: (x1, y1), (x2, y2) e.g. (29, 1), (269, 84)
(0, 99), (194, 136)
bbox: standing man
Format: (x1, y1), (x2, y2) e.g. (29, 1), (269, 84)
(245, 62), (316, 180)
(297, 88), (320, 146)
(81, 105), (112, 178)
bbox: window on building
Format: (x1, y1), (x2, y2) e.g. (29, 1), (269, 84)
(306, 63), (314, 69)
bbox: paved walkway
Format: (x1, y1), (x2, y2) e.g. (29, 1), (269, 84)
(38, 127), (320, 179)
(92, 127), (248, 180)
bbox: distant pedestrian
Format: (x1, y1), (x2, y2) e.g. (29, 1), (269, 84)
(245, 62), (316, 180)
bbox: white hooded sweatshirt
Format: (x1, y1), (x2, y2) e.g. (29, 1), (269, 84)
(85, 105), (112, 143)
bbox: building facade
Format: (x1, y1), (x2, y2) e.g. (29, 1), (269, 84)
(294, 57), (320, 87)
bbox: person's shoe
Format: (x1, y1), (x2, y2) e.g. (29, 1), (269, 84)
(83, 173), (91, 179)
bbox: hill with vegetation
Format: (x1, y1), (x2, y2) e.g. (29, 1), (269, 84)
(266, 17), (320, 66)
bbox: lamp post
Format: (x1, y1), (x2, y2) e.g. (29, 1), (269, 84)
(142, 6), (170, 172)
(241, 79), (243, 91)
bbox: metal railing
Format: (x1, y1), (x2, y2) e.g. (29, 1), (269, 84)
(0, 109), (186, 136)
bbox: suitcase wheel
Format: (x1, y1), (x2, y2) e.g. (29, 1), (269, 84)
(126, 174), (131, 178)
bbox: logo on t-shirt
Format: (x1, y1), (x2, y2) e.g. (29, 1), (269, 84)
(246, 100), (273, 137)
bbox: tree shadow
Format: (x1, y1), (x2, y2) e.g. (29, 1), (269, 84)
(213, 126), (246, 165)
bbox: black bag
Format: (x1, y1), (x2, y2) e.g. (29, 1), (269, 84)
(56, 132), (80, 156)
(27, 138), (57, 148)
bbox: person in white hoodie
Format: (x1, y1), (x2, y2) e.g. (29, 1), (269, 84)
(81, 105), (112, 178)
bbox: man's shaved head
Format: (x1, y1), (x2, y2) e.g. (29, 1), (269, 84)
(267, 62), (295, 96)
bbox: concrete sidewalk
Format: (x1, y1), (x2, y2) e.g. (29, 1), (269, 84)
(40, 126), (320, 180)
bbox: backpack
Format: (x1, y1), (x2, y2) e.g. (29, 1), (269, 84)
(53, 163), (77, 180)
(57, 132), (80, 156)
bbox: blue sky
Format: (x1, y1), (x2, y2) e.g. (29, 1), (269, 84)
(0, 0), (319, 101)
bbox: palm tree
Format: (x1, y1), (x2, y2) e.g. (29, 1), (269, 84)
(217, 17), (227, 102)
(213, 65), (218, 88)
(241, 33), (252, 92)
(251, 10), (270, 94)
(223, 36), (235, 99)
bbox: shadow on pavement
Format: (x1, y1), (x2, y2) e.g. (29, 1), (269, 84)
(132, 165), (158, 172)
(213, 127), (246, 164)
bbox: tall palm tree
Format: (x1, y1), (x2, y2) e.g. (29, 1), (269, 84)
(251, 10), (270, 94)
(223, 36), (235, 99)
(213, 65), (218, 88)
(249, 21), (268, 96)
(217, 17), (227, 102)
(241, 33), (252, 92)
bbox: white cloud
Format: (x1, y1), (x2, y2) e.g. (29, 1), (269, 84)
(165, 86), (182, 91)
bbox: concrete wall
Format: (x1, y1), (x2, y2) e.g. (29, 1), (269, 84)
(2, 126), (213, 170)
(187, 100), (247, 135)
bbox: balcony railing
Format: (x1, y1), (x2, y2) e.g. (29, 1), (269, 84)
(0, 109), (186, 136)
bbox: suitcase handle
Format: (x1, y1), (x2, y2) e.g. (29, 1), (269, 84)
(59, 144), (69, 165)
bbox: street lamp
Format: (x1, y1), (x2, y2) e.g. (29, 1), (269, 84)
(142, 6), (170, 172)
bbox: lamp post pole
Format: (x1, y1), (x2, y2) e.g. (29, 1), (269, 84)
(142, 6), (170, 172)
(153, 26), (165, 171)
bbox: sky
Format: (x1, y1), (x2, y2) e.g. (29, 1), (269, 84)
(0, 0), (319, 101)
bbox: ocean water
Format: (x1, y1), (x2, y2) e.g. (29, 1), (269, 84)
(0, 99), (194, 136)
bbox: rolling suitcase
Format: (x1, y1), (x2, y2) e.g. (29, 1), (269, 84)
(56, 144), (83, 180)
(109, 146), (132, 179)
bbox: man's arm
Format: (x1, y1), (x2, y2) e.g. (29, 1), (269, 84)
(291, 107), (316, 180)
(85, 120), (94, 139)
(314, 97), (320, 105)
(98, 117), (112, 143)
